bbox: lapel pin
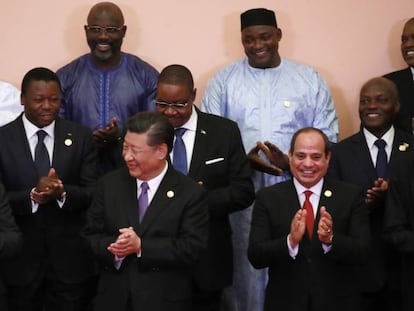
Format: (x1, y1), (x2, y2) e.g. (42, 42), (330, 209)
(200, 129), (207, 135)
(167, 190), (174, 198)
(64, 132), (73, 146)
(399, 143), (409, 151)
(324, 190), (332, 198)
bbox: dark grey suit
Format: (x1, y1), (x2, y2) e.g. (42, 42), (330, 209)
(248, 179), (370, 311)
(189, 109), (254, 292)
(384, 67), (414, 133)
(0, 115), (98, 310)
(328, 129), (414, 302)
(384, 150), (414, 311)
(83, 165), (209, 311)
(0, 183), (21, 311)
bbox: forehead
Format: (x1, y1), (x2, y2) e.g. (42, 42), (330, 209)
(403, 20), (414, 34)
(88, 7), (123, 25)
(25, 80), (60, 95)
(293, 132), (325, 153)
(157, 83), (191, 99)
(124, 131), (149, 147)
(360, 80), (394, 97)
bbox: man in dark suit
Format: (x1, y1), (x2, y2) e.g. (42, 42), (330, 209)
(328, 77), (413, 311)
(384, 150), (414, 311)
(0, 67), (99, 311)
(384, 17), (414, 134)
(155, 64), (254, 311)
(82, 111), (209, 311)
(0, 183), (22, 311)
(248, 127), (370, 311)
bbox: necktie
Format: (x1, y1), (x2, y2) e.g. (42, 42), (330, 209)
(34, 130), (50, 177)
(303, 190), (314, 239)
(138, 182), (149, 222)
(173, 128), (188, 174)
(374, 139), (388, 178)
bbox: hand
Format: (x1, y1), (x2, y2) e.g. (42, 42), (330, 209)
(247, 141), (287, 176)
(31, 168), (64, 204)
(317, 206), (333, 244)
(93, 117), (120, 148)
(289, 208), (307, 248)
(107, 227), (141, 257)
(365, 178), (388, 208)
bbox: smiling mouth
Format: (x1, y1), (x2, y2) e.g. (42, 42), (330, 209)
(366, 113), (381, 118)
(96, 44), (111, 52)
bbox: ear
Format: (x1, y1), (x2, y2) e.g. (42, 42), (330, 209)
(276, 28), (282, 41)
(395, 100), (401, 113)
(192, 88), (197, 101)
(157, 143), (169, 160)
(20, 94), (25, 106)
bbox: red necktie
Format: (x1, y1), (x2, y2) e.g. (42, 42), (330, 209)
(303, 190), (314, 239)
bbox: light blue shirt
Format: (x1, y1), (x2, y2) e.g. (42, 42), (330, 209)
(0, 81), (23, 126)
(201, 58), (338, 189)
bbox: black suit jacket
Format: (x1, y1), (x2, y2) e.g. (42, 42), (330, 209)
(384, 67), (414, 133)
(83, 165), (209, 311)
(384, 151), (414, 311)
(0, 182), (21, 310)
(0, 115), (98, 286)
(248, 179), (370, 311)
(328, 129), (414, 291)
(189, 109), (254, 291)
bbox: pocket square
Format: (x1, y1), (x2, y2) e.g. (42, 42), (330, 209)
(205, 157), (224, 165)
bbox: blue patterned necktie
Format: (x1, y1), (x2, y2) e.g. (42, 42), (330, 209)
(173, 128), (188, 174)
(374, 139), (388, 178)
(34, 130), (50, 177)
(138, 182), (149, 223)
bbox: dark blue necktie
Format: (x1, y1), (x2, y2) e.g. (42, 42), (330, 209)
(173, 128), (188, 174)
(374, 139), (388, 178)
(34, 130), (50, 177)
(138, 182), (149, 223)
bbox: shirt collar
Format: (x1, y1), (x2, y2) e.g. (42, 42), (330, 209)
(137, 160), (168, 191)
(176, 105), (198, 132)
(363, 126), (395, 150)
(293, 177), (324, 198)
(22, 113), (55, 139)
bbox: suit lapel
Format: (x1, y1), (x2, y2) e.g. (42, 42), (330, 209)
(13, 117), (40, 180)
(52, 119), (75, 171)
(350, 132), (377, 181)
(389, 130), (412, 168)
(188, 111), (209, 177)
(123, 174), (140, 232)
(137, 167), (179, 235)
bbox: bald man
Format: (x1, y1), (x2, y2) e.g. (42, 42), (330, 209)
(384, 18), (414, 134)
(328, 77), (414, 311)
(57, 2), (159, 174)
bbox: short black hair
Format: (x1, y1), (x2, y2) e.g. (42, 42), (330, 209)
(21, 67), (61, 96)
(158, 64), (194, 91)
(125, 111), (174, 153)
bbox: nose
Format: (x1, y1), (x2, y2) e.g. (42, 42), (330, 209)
(164, 106), (177, 115)
(123, 150), (132, 161)
(41, 99), (53, 109)
(303, 156), (313, 167)
(253, 39), (264, 49)
(97, 29), (109, 39)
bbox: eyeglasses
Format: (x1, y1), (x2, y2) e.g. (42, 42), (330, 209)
(154, 101), (189, 109)
(84, 25), (124, 35)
